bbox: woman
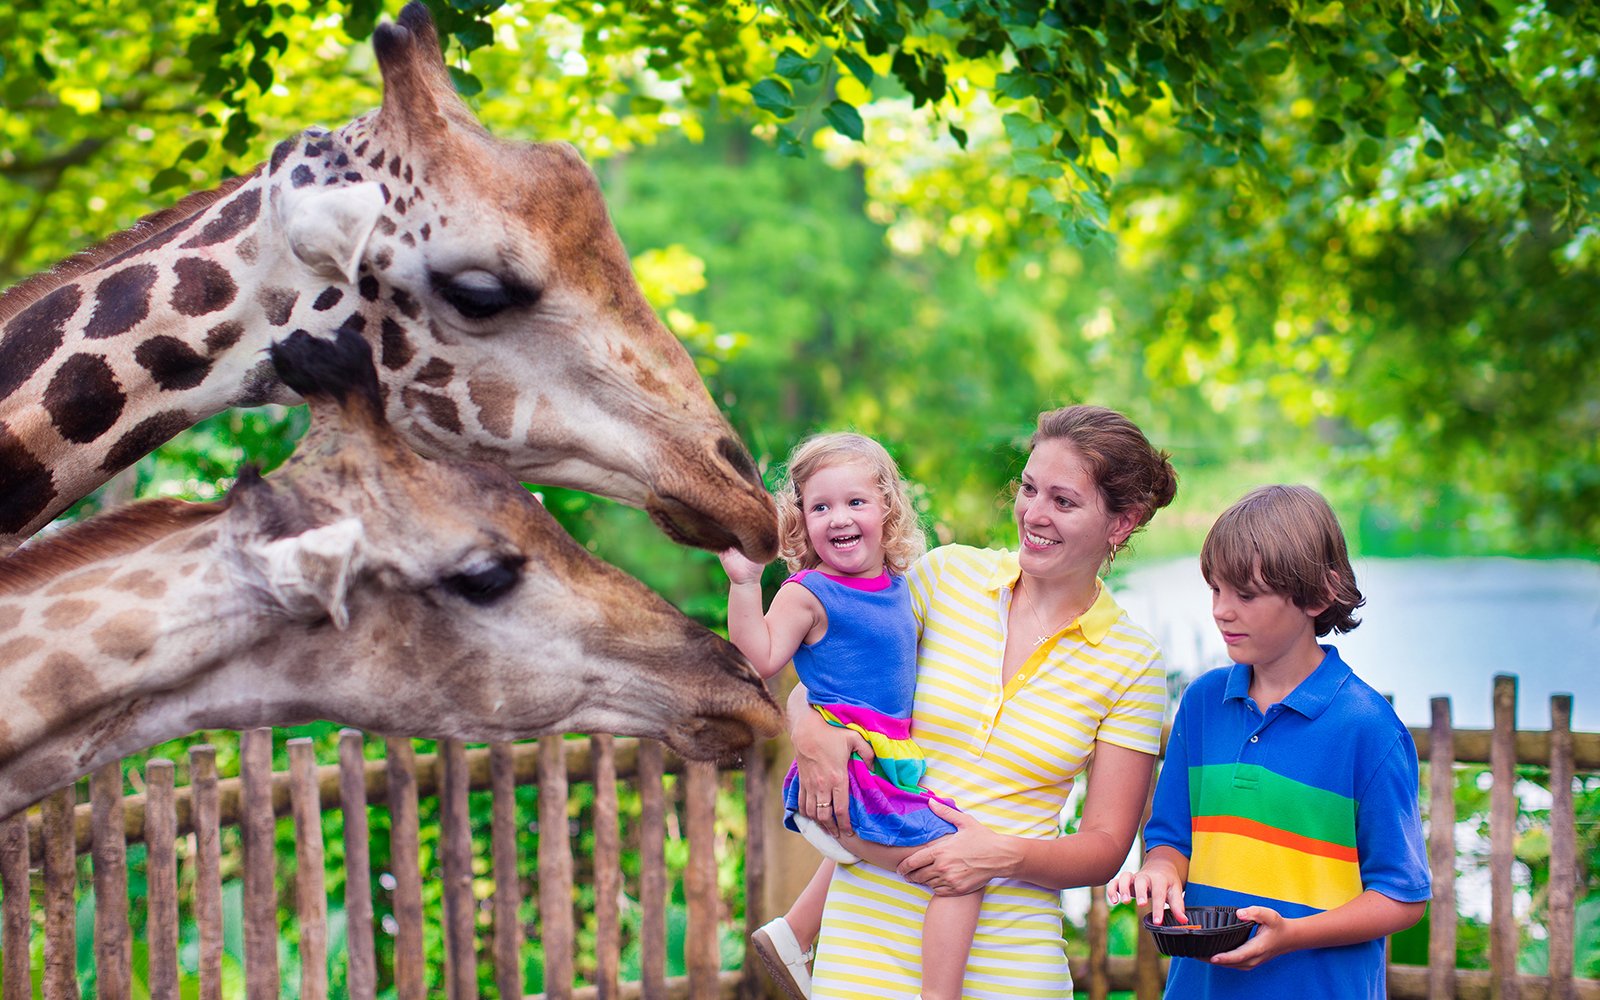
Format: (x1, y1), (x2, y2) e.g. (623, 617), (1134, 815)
(788, 404), (1178, 997)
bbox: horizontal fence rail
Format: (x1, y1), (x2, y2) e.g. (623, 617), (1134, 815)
(0, 673), (1595, 999)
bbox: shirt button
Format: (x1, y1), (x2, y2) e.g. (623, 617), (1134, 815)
(1250, 735), (1259, 743)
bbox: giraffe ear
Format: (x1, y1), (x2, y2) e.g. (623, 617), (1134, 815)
(246, 518), (366, 630)
(276, 181), (385, 285)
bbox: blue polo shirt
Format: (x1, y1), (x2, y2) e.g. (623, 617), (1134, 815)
(1143, 645), (1431, 999)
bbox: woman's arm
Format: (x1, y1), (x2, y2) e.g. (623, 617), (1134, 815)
(895, 742), (1157, 894)
(787, 683), (874, 837)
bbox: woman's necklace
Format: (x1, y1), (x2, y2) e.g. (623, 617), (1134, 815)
(1017, 580), (1097, 646)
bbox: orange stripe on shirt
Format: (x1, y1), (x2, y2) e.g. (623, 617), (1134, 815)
(1193, 814), (1360, 864)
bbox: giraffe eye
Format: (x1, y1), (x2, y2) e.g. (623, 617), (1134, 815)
(431, 269), (541, 321)
(442, 554), (525, 605)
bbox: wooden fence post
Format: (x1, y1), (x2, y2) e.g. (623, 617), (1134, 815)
(41, 786), (79, 1000)
(190, 745), (224, 1000)
(338, 731), (377, 1000)
(1490, 675), (1519, 1000)
(289, 739), (330, 1000)
(539, 735), (574, 1000)
(638, 740), (667, 999)
(440, 738), (478, 1000)
(1428, 697), (1458, 1000)
(90, 761), (131, 1000)
(146, 760), (178, 999)
(741, 745), (769, 1000)
(1549, 694), (1576, 1000)
(490, 741), (524, 1000)
(0, 811), (27, 1000)
(685, 761), (719, 998)
(592, 735), (621, 1000)
(240, 728), (280, 999)
(385, 736), (426, 1000)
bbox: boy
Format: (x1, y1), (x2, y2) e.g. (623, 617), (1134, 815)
(1108, 485), (1430, 998)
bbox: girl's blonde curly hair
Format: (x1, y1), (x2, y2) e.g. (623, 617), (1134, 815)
(774, 432), (927, 575)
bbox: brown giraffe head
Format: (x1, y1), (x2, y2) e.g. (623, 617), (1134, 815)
(261, 2), (776, 557)
(0, 329), (782, 818)
(0, 2), (775, 560)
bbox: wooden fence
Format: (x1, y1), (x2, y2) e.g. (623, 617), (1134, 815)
(0, 673), (1596, 999)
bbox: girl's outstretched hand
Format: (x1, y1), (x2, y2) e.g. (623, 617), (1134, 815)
(718, 547), (766, 586)
(896, 800), (1014, 896)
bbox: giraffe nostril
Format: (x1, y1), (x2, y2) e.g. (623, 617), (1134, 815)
(716, 437), (761, 489)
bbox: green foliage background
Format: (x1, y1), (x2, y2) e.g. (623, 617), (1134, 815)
(3, 0), (1597, 993)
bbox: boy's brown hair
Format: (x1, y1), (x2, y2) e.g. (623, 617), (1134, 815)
(1200, 484), (1365, 636)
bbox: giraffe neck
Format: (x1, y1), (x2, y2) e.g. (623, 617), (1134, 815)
(0, 125), (385, 549)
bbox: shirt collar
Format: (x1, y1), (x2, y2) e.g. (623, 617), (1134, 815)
(1223, 644), (1352, 719)
(986, 550), (1123, 646)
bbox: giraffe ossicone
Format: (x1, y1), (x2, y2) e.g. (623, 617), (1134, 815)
(0, 328), (784, 821)
(0, 0), (776, 560)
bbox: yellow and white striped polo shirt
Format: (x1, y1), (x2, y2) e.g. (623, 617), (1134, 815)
(810, 545), (1167, 998)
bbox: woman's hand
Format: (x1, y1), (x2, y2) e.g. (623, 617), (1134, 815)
(788, 685), (873, 837)
(896, 800), (1017, 896)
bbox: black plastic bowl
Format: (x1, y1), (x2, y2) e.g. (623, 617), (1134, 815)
(1142, 905), (1254, 958)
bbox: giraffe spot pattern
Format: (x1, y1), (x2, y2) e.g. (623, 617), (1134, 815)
(0, 635), (44, 670)
(335, 313), (366, 337)
(400, 232), (415, 247)
(182, 530), (219, 554)
(24, 653), (103, 718)
(109, 568), (167, 599)
(235, 234), (259, 265)
(415, 358), (453, 386)
(420, 223), (431, 241)
(401, 386), (462, 435)
(181, 187), (262, 249)
(379, 183), (391, 204)
(359, 275), (380, 301)
(391, 288), (420, 319)
(343, 172), (363, 182)
(291, 164), (315, 188)
(0, 605), (21, 634)
(41, 599), (97, 631)
(178, 563), (198, 577)
(170, 257), (238, 317)
(354, 141), (370, 157)
(0, 422), (55, 534)
(258, 287), (299, 327)
(467, 375), (517, 440)
(204, 321), (245, 353)
(83, 264), (158, 340)
(369, 151), (386, 171)
(376, 217), (397, 237)
(404, 164), (414, 184)
(44, 566), (114, 596)
(135, 336), (214, 391)
(313, 287), (344, 311)
(90, 608), (156, 662)
(91, 610), (158, 660)
(0, 284), (82, 398)
(44, 353), (125, 444)
(373, 247), (394, 270)
(100, 410), (193, 473)
(270, 139), (295, 174)
(380, 318), (414, 370)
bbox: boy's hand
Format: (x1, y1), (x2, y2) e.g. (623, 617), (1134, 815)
(718, 547), (767, 586)
(1107, 864), (1187, 926)
(1207, 906), (1285, 969)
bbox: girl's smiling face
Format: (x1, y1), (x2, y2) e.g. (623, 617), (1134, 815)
(1014, 438), (1138, 583)
(801, 460), (887, 578)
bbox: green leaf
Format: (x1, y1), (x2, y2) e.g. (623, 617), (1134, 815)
(448, 66), (483, 97)
(775, 125), (805, 158)
(836, 49), (874, 87)
(1423, 138), (1445, 159)
(948, 123), (968, 149)
(822, 100), (864, 141)
(1353, 138), (1381, 166)
(454, 20), (493, 52)
(1310, 118), (1345, 145)
(248, 57), (273, 93)
(751, 77), (795, 118)
(179, 139), (210, 162)
(33, 52), (55, 82)
(1253, 46), (1291, 76)
(775, 49), (822, 85)
(150, 167), (189, 193)
(1003, 112), (1053, 149)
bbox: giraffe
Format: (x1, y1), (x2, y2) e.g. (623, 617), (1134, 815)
(0, 327), (783, 820)
(0, 1), (775, 561)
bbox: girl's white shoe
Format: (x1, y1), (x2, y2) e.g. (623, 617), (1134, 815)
(752, 916), (814, 999)
(793, 814), (861, 864)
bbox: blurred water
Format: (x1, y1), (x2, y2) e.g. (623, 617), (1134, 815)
(1111, 556), (1600, 732)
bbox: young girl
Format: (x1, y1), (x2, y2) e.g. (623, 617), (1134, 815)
(719, 432), (981, 1000)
